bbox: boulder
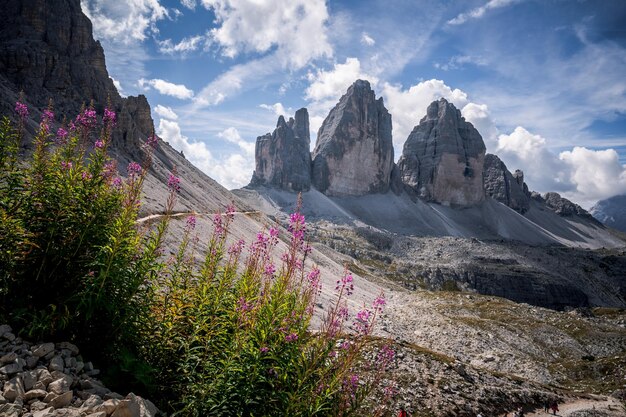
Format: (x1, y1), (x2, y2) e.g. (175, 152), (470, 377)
(312, 79), (394, 196)
(483, 154), (530, 213)
(250, 108), (312, 192)
(398, 98), (486, 206)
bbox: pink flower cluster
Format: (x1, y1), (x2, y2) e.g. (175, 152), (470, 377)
(15, 101), (28, 119)
(167, 173), (180, 192)
(76, 108), (97, 129)
(335, 272), (354, 296)
(128, 162), (142, 176)
(103, 107), (116, 126)
(186, 215), (196, 230)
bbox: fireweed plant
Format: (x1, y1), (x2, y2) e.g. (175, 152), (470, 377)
(0, 102), (396, 416)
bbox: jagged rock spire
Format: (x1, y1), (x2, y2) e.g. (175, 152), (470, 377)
(250, 108), (312, 192)
(311, 79), (394, 196)
(398, 98), (486, 206)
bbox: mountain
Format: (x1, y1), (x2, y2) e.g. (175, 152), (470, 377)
(591, 194), (626, 233)
(398, 98), (486, 206)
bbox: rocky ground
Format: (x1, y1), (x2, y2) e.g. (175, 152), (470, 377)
(0, 325), (158, 417)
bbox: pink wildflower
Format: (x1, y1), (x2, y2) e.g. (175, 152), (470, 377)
(112, 177), (123, 188)
(285, 333), (298, 342)
(127, 162), (142, 175)
(103, 107), (116, 126)
(213, 213), (224, 237)
(15, 101), (28, 119)
(76, 108), (97, 129)
(186, 215), (196, 230)
(167, 173), (180, 192)
(60, 161), (72, 170)
(260, 347), (269, 353)
(228, 239), (245, 256)
(264, 263), (276, 277)
(373, 294), (386, 311)
(56, 127), (68, 142)
(146, 134), (158, 149)
(94, 140), (104, 149)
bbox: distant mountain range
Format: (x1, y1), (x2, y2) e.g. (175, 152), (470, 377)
(592, 194), (626, 233)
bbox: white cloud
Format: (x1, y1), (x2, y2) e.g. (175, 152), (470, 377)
(157, 120), (254, 189)
(559, 147), (626, 206)
(381, 79), (469, 145)
(361, 32), (375, 46)
(259, 103), (290, 117)
(201, 0), (332, 69)
(139, 78), (194, 100)
(305, 58), (378, 103)
(434, 55), (487, 71)
(158, 35), (205, 54)
(447, 0), (521, 25)
(154, 105), (179, 120)
(218, 127), (255, 156)
(180, 0), (196, 9)
(110, 76), (126, 97)
(80, 0), (169, 43)
(462, 103), (498, 151)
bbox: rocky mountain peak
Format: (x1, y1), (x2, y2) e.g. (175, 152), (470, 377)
(398, 98), (486, 206)
(311, 79), (394, 196)
(483, 154), (531, 213)
(250, 108), (312, 192)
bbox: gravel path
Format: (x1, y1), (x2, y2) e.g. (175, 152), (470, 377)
(525, 397), (625, 417)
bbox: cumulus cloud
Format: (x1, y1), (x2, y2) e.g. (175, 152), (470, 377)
(447, 0), (521, 25)
(154, 105), (179, 120)
(110, 77), (125, 97)
(559, 147), (626, 206)
(462, 103), (498, 150)
(158, 120), (254, 189)
(361, 32), (375, 46)
(158, 35), (205, 54)
(139, 78), (194, 100)
(80, 0), (169, 43)
(305, 58), (378, 103)
(201, 0), (331, 69)
(180, 0), (196, 9)
(381, 79), (469, 145)
(259, 103), (290, 117)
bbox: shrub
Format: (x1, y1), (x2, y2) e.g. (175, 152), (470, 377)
(0, 101), (165, 368)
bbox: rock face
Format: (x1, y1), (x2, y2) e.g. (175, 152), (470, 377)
(398, 98), (486, 206)
(0, 0), (152, 150)
(483, 154), (530, 213)
(250, 108), (311, 192)
(312, 80), (394, 196)
(543, 192), (594, 220)
(591, 194), (626, 232)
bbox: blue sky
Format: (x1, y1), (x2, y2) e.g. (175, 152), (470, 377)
(81, 0), (626, 208)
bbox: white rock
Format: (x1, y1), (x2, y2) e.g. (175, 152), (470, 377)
(48, 375), (73, 395)
(0, 352), (17, 363)
(111, 393), (157, 417)
(3, 376), (25, 401)
(32, 343), (55, 358)
(23, 389), (48, 401)
(49, 391), (72, 409)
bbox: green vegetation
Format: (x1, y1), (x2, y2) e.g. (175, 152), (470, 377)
(0, 102), (395, 416)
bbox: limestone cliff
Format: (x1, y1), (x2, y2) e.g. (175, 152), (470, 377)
(483, 154), (530, 213)
(250, 108), (312, 192)
(311, 80), (394, 196)
(398, 98), (486, 206)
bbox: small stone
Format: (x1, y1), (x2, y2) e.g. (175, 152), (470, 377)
(0, 352), (17, 364)
(33, 381), (46, 391)
(97, 398), (119, 415)
(53, 408), (81, 417)
(0, 402), (21, 417)
(23, 389), (47, 401)
(21, 370), (38, 391)
(83, 362), (94, 372)
(32, 406), (55, 417)
(104, 392), (124, 400)
(86, 369), (100, 376)
(37, 369), (53, 387)
(64, 357), (76, 369)
(30, 400), (48, 412)
(32, 344), (55, 358)
(3, 376), (25, 401)
(110, 393), (157, 417)
(55, 343), (79, 356)
(49, 391), (72, 408)
(48, 356), (64, 372)
(75, 362), (84, 373)
(26, 355), (38, 369)
(0, 362), (22, 375)
(80, 394), (103, 413)
(2, 332), (16, 342)
(43, 392), (56, 403)
(48, 375), (73, 395)
(0, 325), (12, 337)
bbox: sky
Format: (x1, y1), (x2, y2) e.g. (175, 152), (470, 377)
(80, 0), (626, 208)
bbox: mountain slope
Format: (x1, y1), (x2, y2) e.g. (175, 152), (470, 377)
(592, 195), (626, 233)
